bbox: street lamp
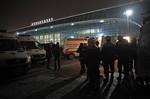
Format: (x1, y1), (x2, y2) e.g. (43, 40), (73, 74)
(100, 20), (104, 23)
(123, 9), (133, 35)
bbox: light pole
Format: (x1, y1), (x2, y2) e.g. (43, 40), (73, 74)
(123, 9), (133, 35)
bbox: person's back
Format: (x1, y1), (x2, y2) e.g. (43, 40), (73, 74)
(102, 41), (116, 61)
(45, 43), (52, 69)
(45, 44), (52, 58)
(128, 37), (138, 74)
(53, 42), (61, 70)
(77, 43), (84, 58)
(101, 36), (116, 81)
(116, 37), (130, 60)
(86, 45), (101, 66)
(129, 37), (138, 58)
(77, 43), (87, 74)
(116, 36), (130, 80)
(53, 43), (60, 57)
(85, 38), (101, 90)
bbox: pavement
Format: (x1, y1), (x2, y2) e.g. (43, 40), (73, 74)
(0, 59), (150, 99)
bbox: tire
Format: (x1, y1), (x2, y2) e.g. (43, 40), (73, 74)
(69, 54), (74, 59)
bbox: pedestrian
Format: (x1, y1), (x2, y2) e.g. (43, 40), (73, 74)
(77, 43), (86, 74)
(129, 37), (138, 75)
(85, 38), (101, 90)
(101, 36), (116, 82)
(116, 36), (130, 81)
(45, 43), (52, 69)
(53, 42), (61, 71)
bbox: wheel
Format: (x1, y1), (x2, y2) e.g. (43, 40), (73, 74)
(69, 54), (74, 59)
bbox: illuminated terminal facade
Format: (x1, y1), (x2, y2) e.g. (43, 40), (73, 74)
(14, 2), (143, 45)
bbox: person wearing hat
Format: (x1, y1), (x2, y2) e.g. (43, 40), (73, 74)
(101, 36), (116, 82)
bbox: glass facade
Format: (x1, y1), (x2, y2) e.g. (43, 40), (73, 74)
(18, 18), (141, 45)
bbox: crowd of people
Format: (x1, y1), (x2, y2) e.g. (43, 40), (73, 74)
(44, 36), (138, 90)
(77, 36), (137, 90)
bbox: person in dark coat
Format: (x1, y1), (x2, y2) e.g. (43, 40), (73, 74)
(85, 38), (101, 90)
(129, 37), (138, 75)
(45, 43), (52, 69)
(116, 36), (130, 81)
(53, 42), (61, 70)
(77, 43), (86, 74)
(101, 36), (116, 82)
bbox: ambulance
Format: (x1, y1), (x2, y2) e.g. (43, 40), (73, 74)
(63, 38), (88, 58)
(0, 32), (31, 73)
(18, 34), (46, 64)
(63, 36), (104, 58)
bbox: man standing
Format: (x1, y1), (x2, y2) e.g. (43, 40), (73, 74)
(116, 36), (130, 81)
(45, 43), (52, 69)
(129, 37), (137, 75)
(101, 36), (116, 82)
(85, 38), (101, 90)
(53, 42), (61, 71)
(77, 43), (86, 74)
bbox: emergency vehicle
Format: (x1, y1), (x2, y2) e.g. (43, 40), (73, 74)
(18, 34), (46, 64)
(63, 36), (131, 59)
(0, 32), (31, 73)
(63, 38), (88, 58)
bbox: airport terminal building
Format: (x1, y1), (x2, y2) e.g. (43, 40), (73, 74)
(14, 1), (143, 45)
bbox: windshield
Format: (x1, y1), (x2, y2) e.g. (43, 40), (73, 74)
(20, 41), (41, 50)
(0, 39), (23, 51)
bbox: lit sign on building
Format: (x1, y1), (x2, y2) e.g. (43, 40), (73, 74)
(31, 18), (54, 26)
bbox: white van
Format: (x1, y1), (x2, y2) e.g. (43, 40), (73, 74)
(18, 34), (46, 64)
(0, 32), (31, 73)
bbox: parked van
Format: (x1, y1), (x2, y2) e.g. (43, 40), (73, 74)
(0, 32), (31, 73)
(18, 34), (46, 64)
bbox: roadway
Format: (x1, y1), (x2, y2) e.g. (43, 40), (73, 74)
(0, 59), (149, 99)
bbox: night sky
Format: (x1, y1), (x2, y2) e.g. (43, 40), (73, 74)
(0, 0), (136, 30)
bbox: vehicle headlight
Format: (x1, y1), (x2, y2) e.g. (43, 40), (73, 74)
(27, 55), (31, 62)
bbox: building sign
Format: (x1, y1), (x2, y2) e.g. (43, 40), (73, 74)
(31, 18), (54, 26)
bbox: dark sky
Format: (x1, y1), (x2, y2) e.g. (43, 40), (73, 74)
(0, 0), (136, 30)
